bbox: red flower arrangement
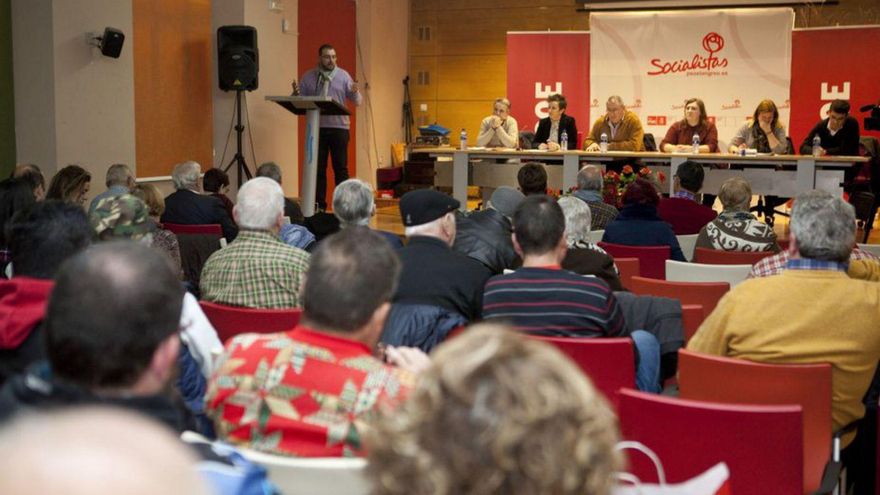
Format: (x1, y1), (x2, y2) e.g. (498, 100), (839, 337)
(603, 166), (666, 208)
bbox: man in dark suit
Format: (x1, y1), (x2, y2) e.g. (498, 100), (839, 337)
(161, 161), (237, 241)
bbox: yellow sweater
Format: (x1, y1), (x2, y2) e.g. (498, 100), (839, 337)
(583, 110), (645, 151)
(688, 269), (880, 442)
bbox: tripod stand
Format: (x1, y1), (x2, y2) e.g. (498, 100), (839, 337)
(224, 89), (253, 187)
(402, 76), (415, 144)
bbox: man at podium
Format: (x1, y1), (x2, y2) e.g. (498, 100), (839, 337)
(292, 43), (362, 211)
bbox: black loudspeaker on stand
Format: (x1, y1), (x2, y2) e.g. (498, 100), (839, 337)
(217, 25), (259, 186)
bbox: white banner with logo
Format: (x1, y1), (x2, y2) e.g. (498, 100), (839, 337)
(590, 9), (794, 150)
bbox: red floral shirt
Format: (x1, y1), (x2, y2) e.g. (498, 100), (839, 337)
(206, 326), (414, 457)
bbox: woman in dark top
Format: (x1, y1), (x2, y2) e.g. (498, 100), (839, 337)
(202, 168), (235, 220)
(46, 165), (91, 208)
(602, 178), (686, 262)
(0, 178), (37, 276)
(558, 196), (623, 291)
(534, 93), (578, 151)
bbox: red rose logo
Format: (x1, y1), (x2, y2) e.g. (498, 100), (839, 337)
(702, 32), (724, 55)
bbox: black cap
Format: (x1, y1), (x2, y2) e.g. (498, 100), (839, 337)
(399, 189), (460, 227)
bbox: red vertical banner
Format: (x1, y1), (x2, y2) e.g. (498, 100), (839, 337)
(298, 0), (357, 204)
(790, 27), (880, 146)
(507, 32), (590, 148)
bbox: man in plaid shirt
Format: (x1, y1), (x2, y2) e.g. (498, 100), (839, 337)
(749, 240), (878, 278)
(200, 177), (309, 309)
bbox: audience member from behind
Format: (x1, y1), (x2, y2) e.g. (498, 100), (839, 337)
(688, 190), (880, 489)
(46, 164), (91, 208)
(696, 177), (779, 253)
(558, 196), (623, 290)
(333, 178), (400, 248)
(534, 93), (577, 151)
(202, 167), (235, 220)
(453, 186), (524, 274)
(11, 163), (46, 200)
(0, 408), (208, 495)
(476, 98), (519, 148)
(200, 177), (310, 309)
(660, 97), (719, 153)
(657, 161), (717, 234)
(393, 189), (492, 322)
(0, 242), (194, 432)
(482, 195), (660, 392)
(573, 164), (618, 229)
(517, 162), (548, 195)
(367, 324), (622, 495)
(255, 161), (304, 224)
(131, 183), (185, 278)
(206, 228), (428, 457)
(161, 160), (238, 241)
(88, 163), (135, 216)
(0, 202), (92, 385)
(0, 179), (37, 272)
(584, 96), (645, 152)
(603, 178), (686, 261)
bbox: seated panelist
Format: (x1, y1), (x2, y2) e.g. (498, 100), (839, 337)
(727, 99), (788, 155)
(660, 97), (718, 153)
(583, 96), (645, 152)
(534, 94), (577, 151)
(476, 98), (519, 149)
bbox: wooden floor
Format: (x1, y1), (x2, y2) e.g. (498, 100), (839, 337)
(371, 197), (880, 244)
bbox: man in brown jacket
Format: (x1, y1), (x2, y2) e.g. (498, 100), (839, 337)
(584, 96), (645, 152)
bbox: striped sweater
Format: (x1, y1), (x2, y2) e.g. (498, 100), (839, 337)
(481, 266), (626, 337)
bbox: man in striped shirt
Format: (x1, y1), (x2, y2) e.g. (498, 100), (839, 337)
(482, 195), (660, 392)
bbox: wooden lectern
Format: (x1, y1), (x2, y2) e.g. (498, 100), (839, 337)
(265, 96), (349, 217)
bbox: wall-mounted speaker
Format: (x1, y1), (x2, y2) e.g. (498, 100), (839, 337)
(217, 26), (258, 92)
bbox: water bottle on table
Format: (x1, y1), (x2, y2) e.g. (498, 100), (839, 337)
(560, 130), (568, 151)
(692, 134), (701, 154)
(459, 128), (468, 151)
(600, 132), (608, 153)
(811, 135), (822, 157)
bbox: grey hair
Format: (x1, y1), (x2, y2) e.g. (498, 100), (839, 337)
(404, 214), (448, 238)
(333, 178), (375, 227)
(558, 196), (592, 247)
(607, 95), (625, 107)
(171, 161), (201, 190)
(105, 164), (133, 187)
(718, 177), (752, 212)
(234, 177), (284, 230)
(494, 98), (511, 110)
(790, 190), (856, 263)
(577, 165), (604, 192)
(255, 162), (283, 184)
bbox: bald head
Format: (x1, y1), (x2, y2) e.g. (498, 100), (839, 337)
(0, 408), (207, 495)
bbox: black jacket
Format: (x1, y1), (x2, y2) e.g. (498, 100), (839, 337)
(453, 209), (520, 275)
(534, 114), (578, 149)
(161, 189), (238, 241)
(799, 116), (860, 156)
(395, 236), (492, 321)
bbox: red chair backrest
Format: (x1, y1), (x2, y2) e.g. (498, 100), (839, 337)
(614, 257), (640, 290)
(163, 223), (223, 237)
(199, 301), (302, 344)
(629, 276), (729, 316)
(678, 349), (832, 494)
(680, 304), (705, 344)
(599, 242), (670, 279)
(529, 336), (634, 406)
(618, 389), (803, 495)
(693, 247), (774, 266)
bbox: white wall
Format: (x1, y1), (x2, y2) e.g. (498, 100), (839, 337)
(212, 0), (298, 201)
(355, 0), (409, 183)
(12, 0), (136, 205)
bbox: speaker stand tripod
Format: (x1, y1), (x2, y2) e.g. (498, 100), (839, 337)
(224, 89), (253, 187)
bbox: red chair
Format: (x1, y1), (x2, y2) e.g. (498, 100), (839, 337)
(680, 304), (705, 344)
(693, 247), (775, 266)
(618, 389), (803, 495)
(163, 223), (223, 236)
(199, 301), (302, 343)
(529, 336), (634, 405)
(598, 243), (670, 279)
(629, 276), (729, 316)
(678, 350), (834, 494)
(614, 257), (640, 290)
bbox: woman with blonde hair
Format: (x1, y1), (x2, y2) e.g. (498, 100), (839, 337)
(366, 324), (622, 495)
(131, 183), (184, 279)
(728, 99), (788, 155)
